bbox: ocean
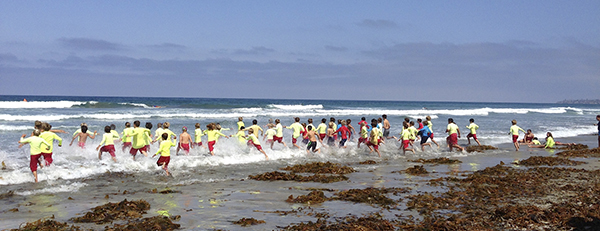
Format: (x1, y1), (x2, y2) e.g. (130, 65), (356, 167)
(1, 95), (599, 229)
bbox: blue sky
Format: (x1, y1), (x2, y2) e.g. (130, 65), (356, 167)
(1, 1), (599, 102)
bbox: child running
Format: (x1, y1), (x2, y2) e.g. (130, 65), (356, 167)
(466, 118), (481, 146)
(121, 122), (133, 152)
(263, 124), (277, 149)
(245, 129), (269, 159)
(194, 123), (206, 148)
(176, 127), (193, 155)
(419, 121), (433, 151)
(316, 118), (328, 141)
(367, 120), (384, 157)
(426, 116), (440, 148)
(96, 126), (118, 162)
(509, 119), (526, 151)
(333, 120), (351, 148)
(273, 119), (288, 148)
(398, 123), (415, 154)
(446, 118), (464, 152)
(205, 123), (229, 156)
(233, 126), (248, 145)
(286, 117), (304, 149)
(128, 121), (150, 160)
(70, 125), (96, 148)
(304, 125), (322, 154)
(153, 133), (175, 176)
(39, 122), (62, 166)
(19, 130), (50, 183)
(357, 122), (369, 148)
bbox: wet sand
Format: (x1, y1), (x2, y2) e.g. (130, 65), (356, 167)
(2, 135), (600, 230)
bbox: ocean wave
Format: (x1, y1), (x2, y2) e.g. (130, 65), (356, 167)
(0, 125), (32, 131)
(268, 104), (324, 110)
(0, 100), (86, 109)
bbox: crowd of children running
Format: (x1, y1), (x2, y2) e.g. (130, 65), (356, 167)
(18, 115), (575, 182)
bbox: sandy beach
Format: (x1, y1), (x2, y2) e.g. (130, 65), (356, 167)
(1, 134), (599, 230)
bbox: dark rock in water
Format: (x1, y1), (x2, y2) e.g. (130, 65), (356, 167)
(404, 165), (428, 175)
(232, 217), (266, 227)
(410, 157), (462, 164)
(286, 190), (327, 204)
(71, 199), (150, 224)
(280, 161), (355, 174)
(515, 156), (586, 166)
(105, 216), (180, 231)
(10, 218), (82, 231)
(466, 145), (498, 153)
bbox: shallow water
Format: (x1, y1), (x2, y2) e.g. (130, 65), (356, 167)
(2, 96), (600, 229)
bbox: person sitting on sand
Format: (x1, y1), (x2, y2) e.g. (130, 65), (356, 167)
(519, 129), (535, 144)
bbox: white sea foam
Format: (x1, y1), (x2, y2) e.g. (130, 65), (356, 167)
(0, 100), (87, 109)
(269, 104), (324, 110)
(0, 125), (32, 131)
(15, 182), (88, 196)
(118, 102), (152, 108)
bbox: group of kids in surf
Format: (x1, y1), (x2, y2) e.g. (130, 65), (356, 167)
(17, 115), (590, 183)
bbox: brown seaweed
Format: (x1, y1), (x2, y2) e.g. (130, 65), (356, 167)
(286, 191), (328, 204)
(11, 218), (82, 231)
(71, 199), (150, 224)
(248, 171), (348, 183)
(105, 216), (180, 231)
(232, 217), (266, 227)
(515, 156), (587, 166)
(280, 161), (355, 174)
(410, 157), (462, 164)
(466, 145), (498, 153)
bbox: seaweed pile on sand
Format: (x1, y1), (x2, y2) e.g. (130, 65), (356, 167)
(280, 161), (355, 174)
(466, 145), (498, 153)
(410, 157), (462, 164)
(556, 147), (600, 158)
(400, 164), (600, 230)
(72, 199), (151, 224)
(281, 213), (396, 231)
(105, 216), (180, 231)
(10, 218), (83, 231)
(232, 217), (266, 227)
(515, 156), (587, 166)
(249, 161), (354, 183)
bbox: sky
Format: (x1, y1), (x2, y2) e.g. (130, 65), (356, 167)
(1, 1), (599, 103)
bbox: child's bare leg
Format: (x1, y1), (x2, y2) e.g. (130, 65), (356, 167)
(98, 150), (102, 160)
(475, 139), (481, 146)
(161, 163), (169, 176)
(261, 150), (268, 160)
(32, 171), (38, 183)
(141, 150), (148, 157)
(111, 156), (117, 162)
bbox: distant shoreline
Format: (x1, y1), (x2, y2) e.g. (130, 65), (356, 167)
(556, 99), (600, 104)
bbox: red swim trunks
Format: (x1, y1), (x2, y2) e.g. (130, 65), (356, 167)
(430, 133), (434, 138)
(130, 145), (148, 156)
(447, 133), (458, 145)
(122, 142), (132, 148)
(319, 134), (326, 140)
(101, 144), (116, 157)
(196, 142), (203, 147)
(180, 143), (190, 153)
(292, 137), (298, 144)
(208, 141), (216, 152)
(42, 152), (53, 166)
(402, 139), (410, 148)
(78, 142), (85, 148)
(253, 143), (263, 151)
(30, 154), (43, 172)
(467, 133), (477, 140)
(157, 156), (170, 169)
(273, 136), (283, 143)
(367, 141), (379, 150)
(512, 135), (519, 143)
(358, 137), (367, 143)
